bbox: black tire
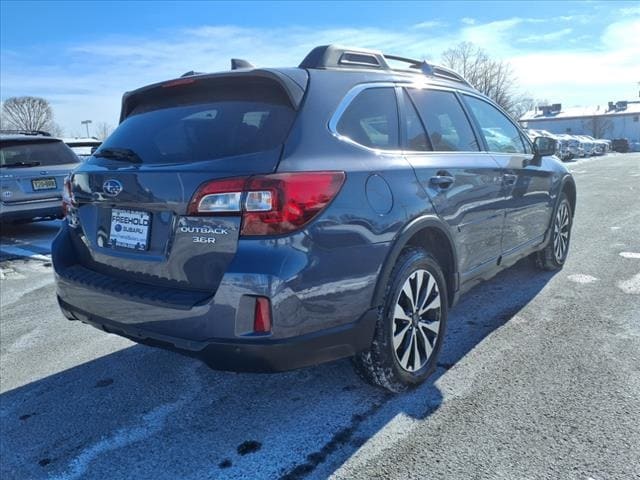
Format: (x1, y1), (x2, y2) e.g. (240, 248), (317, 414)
(353, 247), (448, 393)
(536, 193), (572, 271)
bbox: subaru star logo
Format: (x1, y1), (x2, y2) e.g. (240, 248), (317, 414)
(103, 179), (123, 197)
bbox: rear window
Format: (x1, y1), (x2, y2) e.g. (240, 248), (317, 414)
(98, 79), (296, 164)
(0, 140), (80, 168)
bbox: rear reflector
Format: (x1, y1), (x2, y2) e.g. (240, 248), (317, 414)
(254, 297), (272, 333)
(187, 171), (345, 236)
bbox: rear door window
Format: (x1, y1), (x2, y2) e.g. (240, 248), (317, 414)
(0, 140), (80, 168)
(407, 88), (480, 152)
(336, 88), (399, 150)
(98, 79), (296, 164)
(462, 95), (527, 154)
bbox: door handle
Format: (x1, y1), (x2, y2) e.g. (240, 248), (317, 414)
(430, 174), (455, 188)
(503, 173), (517, 186)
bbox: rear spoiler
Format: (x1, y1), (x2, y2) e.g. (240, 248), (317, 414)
(119, 69), (308, 123)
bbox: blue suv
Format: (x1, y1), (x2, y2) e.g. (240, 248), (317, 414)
(53, 45), (575, 391)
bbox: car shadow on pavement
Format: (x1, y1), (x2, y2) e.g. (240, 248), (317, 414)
(0, 258), (556, 480)
(0, 219), (61, 238)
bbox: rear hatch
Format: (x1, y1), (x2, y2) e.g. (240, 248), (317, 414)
(66, 72), (304, 294)
(1, 138), (79, 204)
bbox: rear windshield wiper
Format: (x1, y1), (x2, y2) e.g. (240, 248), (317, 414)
(94, 147), (142, 163)
(1, 161), (41, 168)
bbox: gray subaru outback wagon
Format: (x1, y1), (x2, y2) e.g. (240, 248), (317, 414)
(53, 45), (575, 391)
(1, 131), (80, 223)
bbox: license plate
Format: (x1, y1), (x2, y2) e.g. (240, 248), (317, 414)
(109, 209), (151, 251)
(32, 178), (56, 190)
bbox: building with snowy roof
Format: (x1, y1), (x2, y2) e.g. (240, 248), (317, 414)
(519, 101), (640, 142)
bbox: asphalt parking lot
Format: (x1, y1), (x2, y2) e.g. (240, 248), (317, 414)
(1, 154), (639, 480)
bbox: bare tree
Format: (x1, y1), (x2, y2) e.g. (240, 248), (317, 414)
(1, 96), (54, 132)
(440, 42), (524, 117)
(94, 122), (114, 140)
(47, 122), (65, 137)
(582, 116), (613, 138)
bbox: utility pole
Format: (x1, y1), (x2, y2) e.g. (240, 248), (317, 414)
(81, 119), (92, 137)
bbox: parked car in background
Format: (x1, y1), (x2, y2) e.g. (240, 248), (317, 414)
(612, 138), (630, 153)
(575, 135), (596, 156)
(1, 130), (80, 223)
(63, 137), (102, 160)
(53, 44), (576, 392)
(580, 135), (606, 155)
(592, 138), (609, 155)
(555, 137), (575, 161)
(555, 134), (580, 160)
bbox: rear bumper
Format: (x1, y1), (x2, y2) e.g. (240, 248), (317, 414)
(52, 221), (385, 372)
(0, 198), (62, 222)
(58, 296), (377, 372)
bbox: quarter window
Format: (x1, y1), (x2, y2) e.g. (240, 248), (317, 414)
(463, 95), (526, 154)
(407, 88), (480, 152)
(336, 88), (399, 149)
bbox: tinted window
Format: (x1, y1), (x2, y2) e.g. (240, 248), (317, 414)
(403, 90), (430, 151)
(463, 95), (526, 154)
(98, 85), (295, 164)
(0, 140), (80, 168)
(337, 88), (399, 149)
(407, 89), (480, 152)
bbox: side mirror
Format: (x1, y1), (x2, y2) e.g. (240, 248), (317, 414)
(534, 136), (557, 159)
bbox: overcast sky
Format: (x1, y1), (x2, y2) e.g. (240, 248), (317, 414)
(1, 0), (639, 136)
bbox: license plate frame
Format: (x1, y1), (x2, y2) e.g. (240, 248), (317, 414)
(31, 177), (57, 191)
(109, 208), (151, 251)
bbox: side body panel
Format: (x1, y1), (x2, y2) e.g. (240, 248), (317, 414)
(404, 152), (504, 278)
(491, 152), (557, 255)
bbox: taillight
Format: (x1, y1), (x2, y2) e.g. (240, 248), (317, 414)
(62, 175), (75, 217)
(187, 172), (345, 236)
(187, 178), (245, 215)
(241, 172), (345, 235)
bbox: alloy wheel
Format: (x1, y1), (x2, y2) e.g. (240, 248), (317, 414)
(553, 202), (570, 262)
(392, 269), (441, 372)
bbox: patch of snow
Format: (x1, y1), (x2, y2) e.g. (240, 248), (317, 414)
(620, 252), (640, 259)
(567, 274), (599, 284)
(618, 273), (640, 294)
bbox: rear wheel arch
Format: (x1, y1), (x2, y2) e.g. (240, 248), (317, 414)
(373, 216), (458, 309)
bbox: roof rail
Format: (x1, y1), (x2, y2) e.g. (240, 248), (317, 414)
(0, 129), (51, 137)
(299, 45), (472, 87)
